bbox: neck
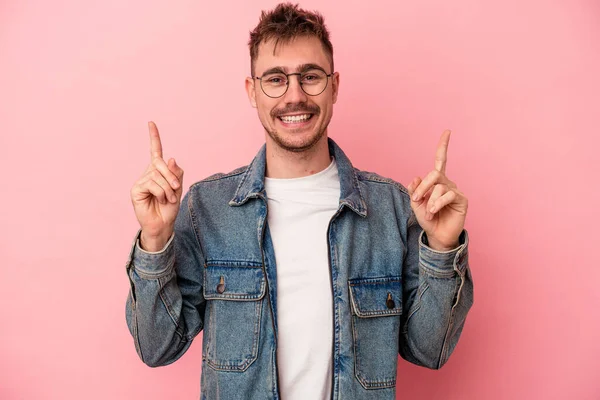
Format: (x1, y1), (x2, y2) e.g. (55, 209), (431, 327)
(264, 134), (331, 179)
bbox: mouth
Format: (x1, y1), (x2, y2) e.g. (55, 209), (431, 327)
(276, 113), (315, 128)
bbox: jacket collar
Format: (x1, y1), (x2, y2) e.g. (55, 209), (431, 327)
(229, 137), (367, 217)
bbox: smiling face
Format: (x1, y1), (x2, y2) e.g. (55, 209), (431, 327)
(246, 35), (339, 153)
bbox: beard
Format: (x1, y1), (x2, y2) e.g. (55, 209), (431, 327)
(264, 103), (329, 153)
(265, 124), (328, 153)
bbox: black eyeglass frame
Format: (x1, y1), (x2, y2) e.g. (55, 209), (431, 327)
(253, 70), (334, 98)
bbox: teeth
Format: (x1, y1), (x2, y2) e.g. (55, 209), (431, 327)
(280, 114), (311, 123)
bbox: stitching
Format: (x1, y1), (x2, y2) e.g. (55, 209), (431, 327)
(204, 298), (263, 372)
(355, 170), (411, 198)
(438, 274), (464, 368)
(190, 165), (248, 187)
(205, 261), (263, 267)
(404, 280), (430, 332)
(158, 272), (181, 330)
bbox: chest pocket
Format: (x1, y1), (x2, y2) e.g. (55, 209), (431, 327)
(348, 276), (403, 389)
(203, 262), (266, 372)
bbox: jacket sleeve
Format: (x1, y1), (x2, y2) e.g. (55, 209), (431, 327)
(399, 210), (474, 369)
(125, 189), (206, 367)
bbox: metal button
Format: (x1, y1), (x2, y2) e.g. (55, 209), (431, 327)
(217, 276), (225, 294)
(386, 292), (395, 309)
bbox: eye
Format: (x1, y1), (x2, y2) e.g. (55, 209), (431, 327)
(301, 70), (325, 84)
(263, 74), (287, 85)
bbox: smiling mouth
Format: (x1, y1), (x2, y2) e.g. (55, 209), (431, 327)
(277, 113), (314, 124)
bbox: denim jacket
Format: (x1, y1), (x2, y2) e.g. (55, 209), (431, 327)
(125, 138), (474, 400)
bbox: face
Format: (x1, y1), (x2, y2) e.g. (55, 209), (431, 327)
(245, 36), (339, 153)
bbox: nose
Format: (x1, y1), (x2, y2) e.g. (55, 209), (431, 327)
(282, 75), (308, 104)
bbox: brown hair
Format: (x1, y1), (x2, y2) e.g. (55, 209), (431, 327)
(248, 2), (334, 76)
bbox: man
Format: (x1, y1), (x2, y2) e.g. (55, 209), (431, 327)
(125, 3), (473, 399)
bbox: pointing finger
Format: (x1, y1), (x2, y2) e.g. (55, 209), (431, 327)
(434, 129), (451, 174)
(148, 121), (163, 161)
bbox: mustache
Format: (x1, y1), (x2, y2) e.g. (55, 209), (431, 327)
(271, 104), (320, 118)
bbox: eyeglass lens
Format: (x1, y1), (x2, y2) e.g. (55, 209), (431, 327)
(260, 69), (328, 97)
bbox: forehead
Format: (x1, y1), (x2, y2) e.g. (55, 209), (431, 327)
(255, 35), (331, 74)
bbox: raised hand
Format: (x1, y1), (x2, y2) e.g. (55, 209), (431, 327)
(130, 121), (184, 251)
(406, 130), (468, 251)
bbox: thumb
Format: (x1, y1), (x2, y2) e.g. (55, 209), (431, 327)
(407, 177), (421, 199)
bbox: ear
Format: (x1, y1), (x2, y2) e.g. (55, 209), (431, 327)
(331, 72), (340, 104)
(245, 77), (257, 108)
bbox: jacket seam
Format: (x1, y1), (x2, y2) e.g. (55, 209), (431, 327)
(130, 299), (144, 361)
(133, 263), (175, 280)
(403, 280), (430, 332)
(437, 274), (464, 368)
(355, 173), (410, 197)
(189, 165), (249, 188)
(158, 273), (182, 334)
(186, 186), (208, 262)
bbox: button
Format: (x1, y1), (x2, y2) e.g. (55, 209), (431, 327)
(386, 292), (395, 309)
(217, 276), (225, 294)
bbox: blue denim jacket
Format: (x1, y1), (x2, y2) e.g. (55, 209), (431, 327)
(125, 138), (474, 400)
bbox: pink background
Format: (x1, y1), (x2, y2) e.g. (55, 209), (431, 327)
(1, 0), (599, 399)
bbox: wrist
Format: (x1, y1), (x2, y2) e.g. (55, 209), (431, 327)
(140, 229), (173, 252)
(424, 234), (460, 252)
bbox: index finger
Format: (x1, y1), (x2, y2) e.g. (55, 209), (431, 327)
(148, 121), (163, 160)
(434, 129), (451, 174)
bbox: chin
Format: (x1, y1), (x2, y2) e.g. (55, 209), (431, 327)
(267, 127), (326, 153)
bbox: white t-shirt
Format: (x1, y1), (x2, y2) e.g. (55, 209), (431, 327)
(264, 156), (340, 400)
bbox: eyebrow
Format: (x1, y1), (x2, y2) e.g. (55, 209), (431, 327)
(260, 63), (328, 76)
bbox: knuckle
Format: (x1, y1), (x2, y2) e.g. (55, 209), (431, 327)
(151, 169), (163, 180)
(156, 187), (166, 199)
(151, 180), (162, 191)
(136, 181), (147, 191)
(153, 159), (165, 171)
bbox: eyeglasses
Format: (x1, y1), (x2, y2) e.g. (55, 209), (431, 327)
(253, 68), (333, 98)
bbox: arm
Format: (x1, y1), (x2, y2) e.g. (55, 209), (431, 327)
(125, 189), (206, 367)
(399, 211), (474, 369)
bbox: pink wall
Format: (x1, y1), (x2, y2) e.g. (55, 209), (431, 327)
(1, 0), (598, 399)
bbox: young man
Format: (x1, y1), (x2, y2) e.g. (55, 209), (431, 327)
(126, 3), (473, 399)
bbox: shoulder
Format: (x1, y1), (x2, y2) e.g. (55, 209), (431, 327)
(188, 165), (249, 188)
(181, 165), (250, 203)
(353, 167), (417, 224)
(354, 168), (410, 198)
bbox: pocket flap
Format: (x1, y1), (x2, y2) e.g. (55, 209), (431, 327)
(204, 264), (266, 300)
(349, 276), (402, 317)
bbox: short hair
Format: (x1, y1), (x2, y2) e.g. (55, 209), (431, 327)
(248, 2), (334, 76)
